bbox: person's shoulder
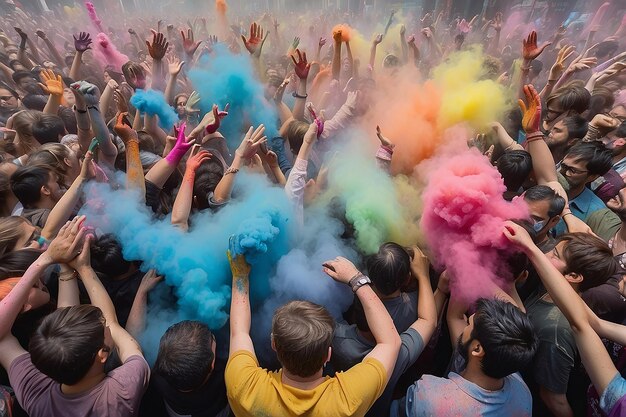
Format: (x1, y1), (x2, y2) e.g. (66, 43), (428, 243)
(107, 355), (150, 386)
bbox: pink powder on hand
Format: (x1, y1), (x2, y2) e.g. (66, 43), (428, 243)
(420, 149), (528, 304)
(93, 33), (129, 73)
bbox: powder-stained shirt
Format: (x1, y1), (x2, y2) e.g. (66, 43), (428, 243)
(9, 353), (149, 417)
(225, 350), (386, 417)
(398, 372), (532, 417)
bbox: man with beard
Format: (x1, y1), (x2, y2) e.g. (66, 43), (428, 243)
(390, 299), (537, 417)
(545, 115), (588, 164)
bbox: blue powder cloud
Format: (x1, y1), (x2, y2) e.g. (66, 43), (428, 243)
(130, 89), (179, 130)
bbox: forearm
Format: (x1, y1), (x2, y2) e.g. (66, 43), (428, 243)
(41, 177), (85, 240)
(292, 80), (308, 121)
(0, 62), (14, 83)
(494, 123), (523, 151)
(345, 42), (354, 78)
(164, 74), (178, 105)
(25, 37), (41, 64)
(17, 43), (32, 68)
(69, 52), (83, 80)
(77, 265), (119, 324)
(524, 132), (557, 184)
(43, 93), (62, 115)
(412, 268), (437, 339)
(276, 100), (293, 126)
(57, 266), (79, 308)
(332, 41), (342, 80)
(434, 289), (449, 320)
(151, 59), (166, 92)
(145, 158), (176, 188)
(270, 164), (286, 186)
(88, 107), (117, 166)
(540, 78), (558, 99)
(369, 44), (377, 70)
(98, 84), (115, 114)
(43, 38), (65, 68)
(171, 172), (194, 231)
(229, 272), (251, 339)
(144, 114), (168, 148)
(357, 284), (398, 345)
(541, 390), (574, 417)
(400, 38), (408, 64)
(125, 139), (146, 199)
(321, 103), (354, 139)
(0, 253), (52, 339)
(213, 154), (242, 203)
(125, 290), (148, 337)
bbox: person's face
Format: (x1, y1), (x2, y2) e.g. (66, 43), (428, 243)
(15, 221), (43, 250)
(63, 88), (76, 106)
(175, 97), (187, 117)
(610, 105), (626, 124)
(607, 187), (626, 220)
(559, 156), (591, 188)
(64, 146), (81, 185)
(0, 88), (18, 110)
(457, 313), (475, 362)
(525, 198), (557, 239)
(546, 241), (569, 274)
(543, 102), (566, 131)
(546, 119), (569, 148)
(18, 77), (38, 91)
(44, 171), (65, 202)
(103, 71), (112, 84)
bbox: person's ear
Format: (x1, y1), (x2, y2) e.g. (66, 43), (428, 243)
(586, 174), (600, 183)
(326, 346), (332, 365)
(548, 215), (561, 228)
(96, 347), (109, 364)
(21, 302), (33, 313)
(63, 157), (72, 168)
(470, 340), (484, 359)
(516, 270), (529, 285)
(40, 184), (51, 197)
(270, 334), (277, 352)
(564, 272), (583, 284)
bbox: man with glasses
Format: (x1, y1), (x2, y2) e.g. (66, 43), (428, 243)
(555, 142), (617, 235)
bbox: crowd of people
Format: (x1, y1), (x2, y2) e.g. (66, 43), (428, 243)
(0, 0), (626, 416)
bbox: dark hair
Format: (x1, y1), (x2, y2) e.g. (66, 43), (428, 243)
(8, 60), (24, 71)
(11, 70), (35, 85)
(616, 121), (626, 139)
(57, 106), (78, 135)
(496, 150), (532, 193)
(366, 242), (410, 296)
(0, 248), (42, 279)
(284, 120), (309, 155)
(565, 141), (613, 176)
(471, 298), (538, 378)
(21, 94), (47, 111)
(523, 185), (566, 218)
(154, 321), (215, 391)
(595, 40), (619, 59)
(193, 159), (224, 210)
(547, 82), (591, 115)
(530, 59), (543, 76)
(90, 234), (133, 279)
(31, 114), (65, 144)
(561, 115), (588, 140)
(10, 165), (50, 207)
(557, 233), (618, 291)
(0, 84), (19, 99)
(29, 305), (105, 385)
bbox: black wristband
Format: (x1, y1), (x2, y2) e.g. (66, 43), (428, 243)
(73, 105), (88, 114)
(292, 92), (308, 99)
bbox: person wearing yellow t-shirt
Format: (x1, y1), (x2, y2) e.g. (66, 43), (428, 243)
(224, 240), (402, 417)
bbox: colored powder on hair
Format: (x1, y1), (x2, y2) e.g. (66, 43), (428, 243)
(419, 148), (528, 304)
(433, 47), (510, 131)
(85, 2), (104, 33)
(130, 89), (179, 130)
(92, 33), (129, 73)
(189, 44), (278, 148)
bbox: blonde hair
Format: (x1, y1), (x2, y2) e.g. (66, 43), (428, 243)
(272, 301), (334, 377)
(27, 143), (73, 185)
(12, 110), (42, 156)
(0, 216), (28, 258)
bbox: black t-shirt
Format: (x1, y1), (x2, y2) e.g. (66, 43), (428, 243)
(145, 358), (229, 417)
(582, 275), (626, 324)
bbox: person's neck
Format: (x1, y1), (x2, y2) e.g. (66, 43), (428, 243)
(281, 368), (325, 390)
(0, 196), (18, 217)
(551, 147), (568, 165)
(34, 199), (55, 211)
(373, 287), (401, 300)
(566, 184), (586, 200)
(461, 361), (504, 391)
(618, 222), (626, 241)
(61, 369), (106, 395)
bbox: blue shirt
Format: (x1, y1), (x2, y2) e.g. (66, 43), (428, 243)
(555, 187), (607, 235)
(395, 372), (532, 417)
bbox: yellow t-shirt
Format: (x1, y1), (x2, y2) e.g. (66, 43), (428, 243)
(225, 350), (387, 417)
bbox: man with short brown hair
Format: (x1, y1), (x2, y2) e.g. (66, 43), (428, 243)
(224, 245), (401, 417)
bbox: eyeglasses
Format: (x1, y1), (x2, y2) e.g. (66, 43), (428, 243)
(0, 95), (15, 101)
(560, 162), (588, 176)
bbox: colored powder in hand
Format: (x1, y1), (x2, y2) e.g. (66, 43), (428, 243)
(433, 47), (510, 131)
(216, 0), (227, 15)
(333, 24), (352, 42)
(420, 149), (528, 304)
(92, 33), (129, 73)
(189, 44), (278, 147)
(130, 89), (179, 130)
(85, 2), (103, 32)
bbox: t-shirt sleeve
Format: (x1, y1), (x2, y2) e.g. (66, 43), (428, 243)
(8, 353), (52, 411)
(600, 373), (626, 415)
(392, 329), (425, 380)
(225, 350), (269, 404)
(337, 358), (387, 411)
(532, 341), (575, 394)
(109, 355), (150, 412)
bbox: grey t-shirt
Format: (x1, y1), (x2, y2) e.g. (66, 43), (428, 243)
(383, 292), (418, 334)
(332, 324), (425, 417)
(9, 353), (149, 417)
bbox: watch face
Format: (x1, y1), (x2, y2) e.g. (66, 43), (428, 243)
(358, 277), (370, 285)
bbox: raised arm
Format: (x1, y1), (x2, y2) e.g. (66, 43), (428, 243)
(14, 28), (34, 69)
(213, 125), (266, 204)
(125, 270), (163, 337)
(146, 31), (168, 92)
(368, 34), (382, 72)
(227, 238), (255, 356)
(400, 25), (408, 64)
(35, 30), (65, 69)
(332, 30), (343, 81)
(504, 221), (620, 401)
(323, 257), (401, 384)
(171, 149), (211, 231)
(69, 32), (92, 81)
(291, 49), (310, 121)
(113, 112), (146, 199)
(408, 247), (438, 343)
(164, 56), (185, 105)
(241, 23), (268, 79)
(39, 69), (63, 115)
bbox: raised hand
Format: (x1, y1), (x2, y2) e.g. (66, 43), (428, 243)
(489, 12), (503, 32)
(205, 104), (229, 134)
(137, 269), (163, 295)
(167, 55), (185, 76)
(13, 27), (27, 42)
(565, 55), (598, 75)
(307, 103), (324, 138)
(273, 77), (290, 102)
(71, 81), (100, 106)
(123, 62), (147, 90)
(227, 236), (251, 278)
(376, 125), (395, 149)
(291, 36), (300, 50)
(518, 84), (541, 133)
(291, 49), (310, 79)
(241, 22), (267, 56)
(502, 221), (535, 253)
(113, 89), (129, 113)
(319, 37), (327, 48)
(549, 44), (576, 80)
(236, 125), (267, 159)
(47, 216), (87, 264)
(166, 122), (194, 163)
(113, 112), (138, 143)
(522, 30), (551, 61)
(73, 32), (92, 52)
(457, 19), (471, 34)
(39, 69), (63, 96)
(373, 33), (383, 45)
(35, 29), (47, 39)
(146, 30), (168, 60)
(186, 149), (212, 173)
(421, 27), (433, 39)
(400, 24), (406, 36)
(322, 256), (359, 284)
(181, 28), (201, 57)
(333, 29), (343, 43)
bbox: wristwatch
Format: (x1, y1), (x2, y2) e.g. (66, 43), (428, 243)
(349, 273), (371, 293)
